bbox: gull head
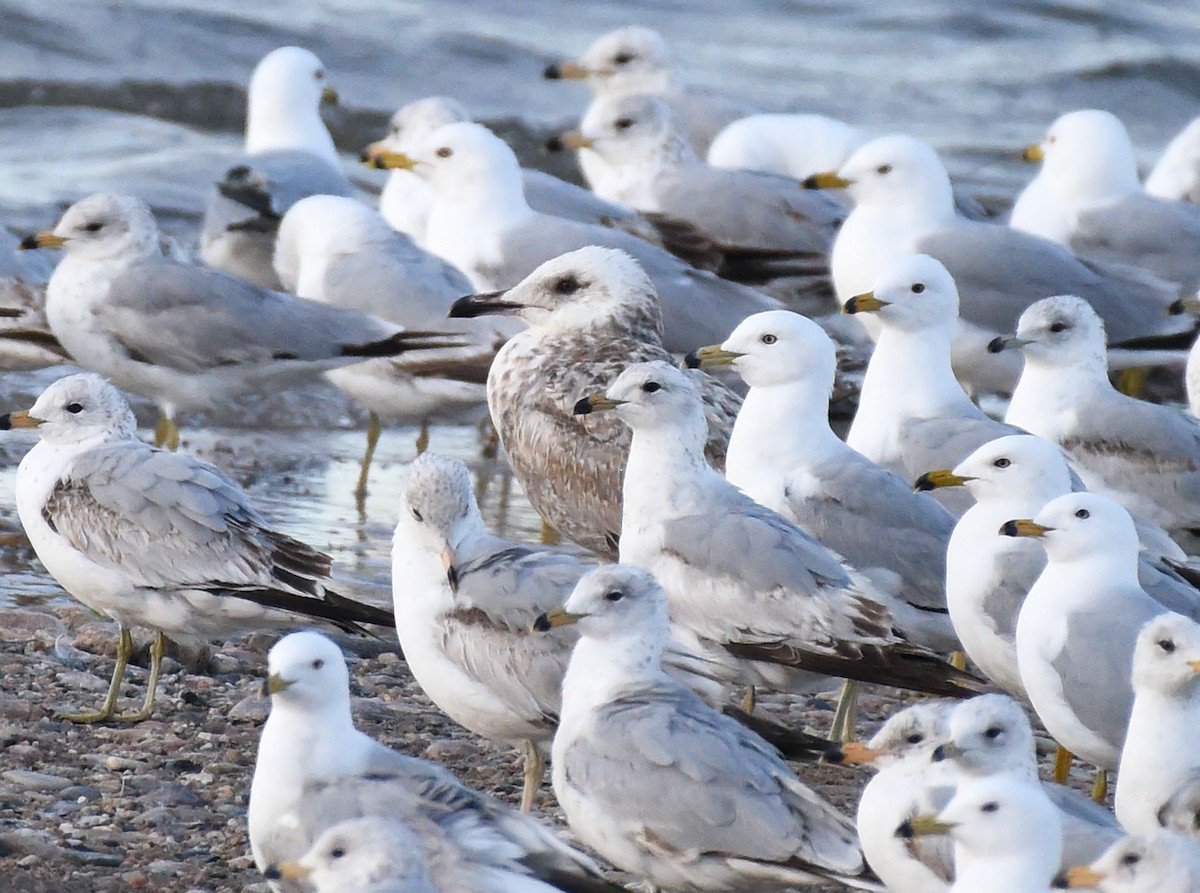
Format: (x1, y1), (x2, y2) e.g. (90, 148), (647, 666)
(845, 253), (960, 334)
(817, 134), (954, 214)
(1004, 294), (1107, 370)
(545, 26), (672, 96)
(828, 701), (949, 768)
(249, 46), (335, 117)
(264, 631), (351, 714)
(362, 96), (469, 166)
(928, 776), (1061, 869)
(575, 360), (706, 439)
(288, 818), (429, 891)
(1158, 774), (1200, 837)
(1028, 109), (1140, 203)
(1068, 833), (1200, 892)
(31, 193), (160, 263)
(688, 310), (836, 392)
(934, 693), (1035, 778)
(573, 93), (684, 165)
(395, 453), (480, 585)
(275, 195), (394, 293)
(451, 246), (663, 335)
(1004, 492), (1140, 567)
(3, 373), (136, 446)
(927, 434), (1073, 505)
(538, 564), (669, 645)
(1132, 613), (1200, 698)
(385, 121), (523, 202)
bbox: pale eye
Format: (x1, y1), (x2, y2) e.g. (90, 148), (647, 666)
(1075, 508), (1090, 520)
(993, 457), (1010, 468)
(761, 334), (777, 345)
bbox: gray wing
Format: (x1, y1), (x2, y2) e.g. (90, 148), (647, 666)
(560, 686), (863, 873)
(893, 413), (1021, 488)
(1041, 782), (1124, 866)
(99, 261), (400, 374)
(523, 169), (644, 228)
(981, 549), (1041, 641)
(917, 220), (1189, 343)
(784, 453), (954, 610)
(1140, 557), (1200, 621)
(1158, 769), (1200, 833)
(671, 91), (755, 155)
(1050, 593), (1162, 753)
(1071, 194), (1200, 291)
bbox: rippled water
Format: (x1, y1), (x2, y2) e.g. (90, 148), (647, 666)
(1, 0), (1198, 608)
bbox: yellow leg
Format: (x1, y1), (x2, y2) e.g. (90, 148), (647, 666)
(1091, 769), (1108, 803)
(118, 630), (165, 722)
(520, 740), (546, 813)
(950, 650), (966, 670)
(153, 416), (180, 451)
(58, 626), (133, 723)
(1053, 745), (1074, 784)
(354, 412), (381, 505)
(479, 418), (499, 460)
(539, 520), (560, 545)
(415, 419), (430, 454)
(828, 680), (860, 743)
(1116, 367), (1148, 397)
(741, 686), (757, 713)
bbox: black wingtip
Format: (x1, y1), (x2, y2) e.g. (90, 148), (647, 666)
(342, 330), (469, 358)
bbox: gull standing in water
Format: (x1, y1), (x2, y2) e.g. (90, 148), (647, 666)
(201, 46), (351, 289)
(23, 193), (454, 449)
(3, 374), (394, 722)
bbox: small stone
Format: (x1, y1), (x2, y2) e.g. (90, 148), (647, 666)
(56, 670), (110, 692)
(422, 739), (480, 761)
(147, 859), (186, 875)
(61, 785), (102, 802)
(3, 769), (72, 791)
(15, 853), (39, 867)
(105, 756), (147, 772)
(227, 695), (269, 722)
(0, 610), (66, 641)
(377, 651), (401, 665)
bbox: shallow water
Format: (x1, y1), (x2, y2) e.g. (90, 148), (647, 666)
(1, 0), (1198, 608)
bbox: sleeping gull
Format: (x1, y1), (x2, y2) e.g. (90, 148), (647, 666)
(1062, 832), (1200, 892)
(449, 247), (741, 556)
(804, 134), (1188, 392)
(997, 295), (1200, 536)
(901, 775), (1062, 893)
(843, 253), (1019, 515)
(1115, 614), (1200, 835)
(273, 195), (502, 495)
(538, 564), (874, 891)
(1007, 492), (1166, 793)
(23, 193), (454, 449)
(249, 631), (619, 893)
(373, 121), (781, 352)
(1147, 117), (1200, 205)
(541, 25), (751, 158)
(575, 359), (985, 700)
(2, 374), (394, 722)
(707, 113), (870, 180)
(1013, 109), (1200, 291)
(686, 309), (957, 651)
(201, 46), (352, 289)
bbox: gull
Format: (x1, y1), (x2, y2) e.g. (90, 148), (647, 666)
(391, 452), (833, 811)
(273, 194), (503, 495)
(0, 227), (68, 370)
(374, 120), (781, 352)
(687, 309), (957, 651)
(804, 134), (1189, 392)
(901, 775), (1062, 893)
(1062, 832), (1200, 893)
(843, 253), (1019, 515)
(826, 702), (956, 893)
(997, 295), (1200, 537)
(933, 694), (1123, 867)
(554, 93), (843, 291)
(249, 631), (619, 893)
(1147, 117), (1200, 205)
(575, 359), (985, 700)
(201, 46), (352, 289)
(2, 374), (394, 722)
(1013, 110), (1200, 291)
(538, 563), (875, 891)
(449, 247), (741, 557)
(1116, 614), (1200, 835)
(707, 113), (870, 180)
(23, 193), (454, 449)
(1007, 492), (1167, 792)
(541, 25), (751, 158)
(917, 435), (1200, 697)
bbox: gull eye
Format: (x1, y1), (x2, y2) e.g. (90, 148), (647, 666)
(613, 51), (635, 64)
(641, 381), (662, 393)
(1049, 321), (1067, 333)
(1120, 852), (1141, 867)
(614, 117), (634, 130)
(330, 847), (345, 859)
(876, 163), (892, 175)
(312, 658), (325, 670)
(1075, 509), (1090, 519)
(905, 733), (923, 744)
(1159, 638), (1177, 654)
(83, 221), (103, 233)
(604, 590), (624, 601)
(761, 333), (778, 345)
(411, 507), (423, 522)
(554, 275), (580, 295)
(984, 725), (1003, 739)
(993, 457), (1010, 468)
(315, 69), (325, 80)
(980, 801), (999, 813)
(435, 147), (453, 159)
(65, 402), (84, 414)
(1048, 134), (1057, 144)
(911, 283), (925, 294)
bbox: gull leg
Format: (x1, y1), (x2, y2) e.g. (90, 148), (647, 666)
(520, 741), (546, 813)
(58, 626), (133, 723)
(950, 650), (966, 670)
(355, 412), (382, 505)
(118, 630), (165, 722)
(1053, 745), (1074, 784)
(1090, 769), (1108, 803)
(479, 417), (499, 460)
(415, 419), (430, 454)
(1116, 367), (1148, 398)
(539, 520), (560, 546)
(741, 686), (757, 713)
(828, 680), (859, 743)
